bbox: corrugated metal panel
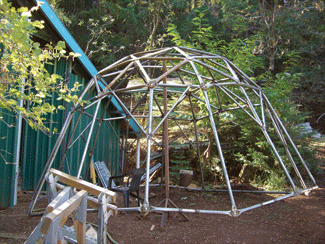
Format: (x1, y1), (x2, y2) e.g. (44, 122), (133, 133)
(0, 43), (20, 208)
(21, 59), (66, 190)
(0, 109), (18, 208)
(93, 103), (121, 177)
(21, 60), (121, 190)
(64, 74), (120, 179)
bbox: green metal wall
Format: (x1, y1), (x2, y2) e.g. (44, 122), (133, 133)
(21, 58), (120, 191)
(1, 57), (121, 208)
(0, 43), (18, 208)
(63, 73), (121, 179)
(0, 109), (19, 208)
(21, 59), (65, 190)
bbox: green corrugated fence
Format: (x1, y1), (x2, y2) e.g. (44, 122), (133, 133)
(1, 57), (121, 207)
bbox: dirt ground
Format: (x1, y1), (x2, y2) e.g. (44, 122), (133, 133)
(0, 183), (324, 243)
(0, 147), (324, 244)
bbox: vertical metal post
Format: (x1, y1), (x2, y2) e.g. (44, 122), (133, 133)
(45, 172), (58, 203)
(120, 134), (126, 174)
(136, 137), (141, 169)
(77, 100), (101, 178)
(44, 218), (60, 243)
(12, 78), (24, 206)
(163, 59), (170, 199)
(143, 88), (154, 210)
(190, 58), (238, 213)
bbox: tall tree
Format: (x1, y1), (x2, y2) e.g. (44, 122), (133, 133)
(48, 0), (325, 131)
(258, 0), (279, 76)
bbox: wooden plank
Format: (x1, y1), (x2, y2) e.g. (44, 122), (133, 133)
(40, 190), (87, 235)
(46, 187), (71, 214)
(55, 183), (118, 216)
(49, 168), (116, 202)
(73, 219), (86, 244)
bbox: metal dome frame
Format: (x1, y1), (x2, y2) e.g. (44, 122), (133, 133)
(30, 46), (318, 217)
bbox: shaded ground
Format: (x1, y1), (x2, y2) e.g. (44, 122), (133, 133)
(0, 183), (324, 244)
(0, 145), (324, 244)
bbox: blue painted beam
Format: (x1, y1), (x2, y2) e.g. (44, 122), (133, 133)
(34, 0), (140, 135)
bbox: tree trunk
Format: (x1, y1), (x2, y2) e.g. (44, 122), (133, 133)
(258, 0), (278, 77)
(202, 131), (214, 169)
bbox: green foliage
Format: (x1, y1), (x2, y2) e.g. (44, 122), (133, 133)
(166, 6), (318, 189)
(0, 0), (82, 133)
(169, 150), (192, 180)
(47, 0), (322, 188)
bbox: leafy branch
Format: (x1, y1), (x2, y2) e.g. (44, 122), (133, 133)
(0, 0), (83, 134)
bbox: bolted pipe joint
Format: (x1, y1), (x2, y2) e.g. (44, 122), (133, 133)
(231, 208), (241, 217)
(200, 83), (207, 90)
(146, 133), (153, 139)
(141, 203), (150, 213)
(293, 189), (300, 196)
(147, 81), (156, 88)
